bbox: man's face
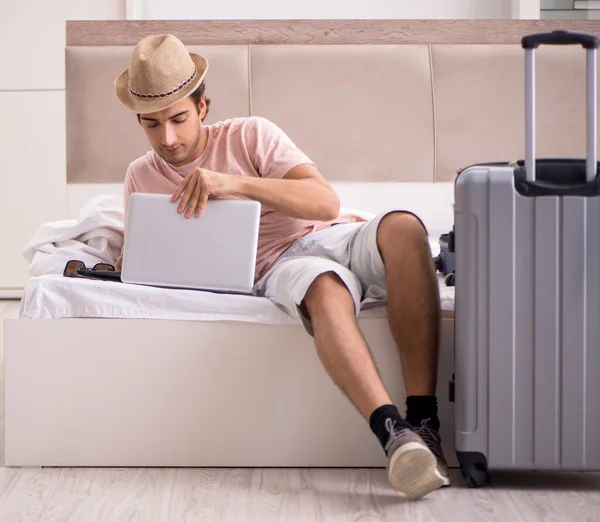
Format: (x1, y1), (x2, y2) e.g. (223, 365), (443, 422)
(138, 96), (206, 167)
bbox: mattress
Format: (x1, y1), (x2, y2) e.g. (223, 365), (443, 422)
(19, 274), (455, 323)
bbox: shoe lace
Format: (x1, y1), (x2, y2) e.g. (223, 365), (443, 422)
(384, 418), (407, 454)
(413, 419), (444, 461)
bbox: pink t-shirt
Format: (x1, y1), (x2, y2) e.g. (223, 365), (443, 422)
(123, 116), (363, 281)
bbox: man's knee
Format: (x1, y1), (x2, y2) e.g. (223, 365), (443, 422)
(377, 211), (429, 258)
(302, 271), (353, 315)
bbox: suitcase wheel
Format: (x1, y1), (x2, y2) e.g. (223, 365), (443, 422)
(460, 464), (489, 488)
(457, 451), (489, 488)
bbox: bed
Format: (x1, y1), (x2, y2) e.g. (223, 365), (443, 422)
(5, 19), (600, 468)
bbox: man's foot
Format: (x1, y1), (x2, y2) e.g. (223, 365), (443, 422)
(410, 418), (451, 487)
(385, 419), (446, 500)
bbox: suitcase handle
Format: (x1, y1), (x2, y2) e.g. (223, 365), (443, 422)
(522, 30), (599, 50)
(521, 30), (598, 184)
(514, 158), (600, 197)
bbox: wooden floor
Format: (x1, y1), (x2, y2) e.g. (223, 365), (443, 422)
(1, 300), (600, 522)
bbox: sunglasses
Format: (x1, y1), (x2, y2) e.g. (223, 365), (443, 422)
(63, 260), (121, 282)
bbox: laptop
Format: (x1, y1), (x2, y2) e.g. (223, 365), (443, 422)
(121, 193), (261, 294)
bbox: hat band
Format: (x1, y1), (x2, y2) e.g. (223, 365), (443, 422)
(128, 65), (197, 100)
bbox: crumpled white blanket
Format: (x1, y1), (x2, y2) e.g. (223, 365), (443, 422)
(22, 195), (124, 277)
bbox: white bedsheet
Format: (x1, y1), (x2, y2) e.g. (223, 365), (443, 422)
(19, 273), (455, 322)
(19, 194), (455, 322)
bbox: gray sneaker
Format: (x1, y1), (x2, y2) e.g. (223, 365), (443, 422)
(384, 419), (447, 500)
(411, 419), (451, 487)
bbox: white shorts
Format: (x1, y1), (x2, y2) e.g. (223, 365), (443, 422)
(254, 210), (424, 335)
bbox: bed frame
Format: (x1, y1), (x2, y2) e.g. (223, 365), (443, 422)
(5, 19), (600, 468)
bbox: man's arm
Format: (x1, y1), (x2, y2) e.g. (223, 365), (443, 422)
(233, 163), (340, 221)
(172, 164), (341, 221)
(117, 166), (137, 270)
(172, 117), (340, 220)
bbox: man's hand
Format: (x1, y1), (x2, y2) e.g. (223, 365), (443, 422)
(171, 168), (238, 218)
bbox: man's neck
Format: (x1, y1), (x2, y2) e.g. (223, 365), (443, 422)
(191, 125), (209, 163)
(171, 125), (209, 168)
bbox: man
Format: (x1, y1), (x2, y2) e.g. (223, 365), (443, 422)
(115, 34), (450, 500)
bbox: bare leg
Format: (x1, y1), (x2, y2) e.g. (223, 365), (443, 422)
(302, 264), (448, 498)
(377, 212), (441, 396)
(302, 272), (391, 421)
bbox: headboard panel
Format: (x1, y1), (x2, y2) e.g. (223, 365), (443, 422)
(66, 20), (600, 186)
(249, 44), (434, 182)
(66, 45), (251, 184)
(432, 44), (598, 181)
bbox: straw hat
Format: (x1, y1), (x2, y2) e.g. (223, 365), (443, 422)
(115, 34), (209, 114)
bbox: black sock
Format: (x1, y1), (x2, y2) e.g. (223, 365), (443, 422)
(405, 396), (440, 431)
(369, 404), (412, 454)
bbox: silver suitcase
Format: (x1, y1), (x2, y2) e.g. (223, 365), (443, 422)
(452, 30), (600, 487)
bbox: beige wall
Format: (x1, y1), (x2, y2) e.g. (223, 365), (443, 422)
(140, 0), (517, 20)
(0, 1), (125, 295)
(513, 0), (541, 18)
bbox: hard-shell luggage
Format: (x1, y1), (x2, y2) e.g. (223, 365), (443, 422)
(451, 30), (600, 487)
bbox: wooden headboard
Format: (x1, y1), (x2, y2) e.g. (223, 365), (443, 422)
(67, 19), (600, 46)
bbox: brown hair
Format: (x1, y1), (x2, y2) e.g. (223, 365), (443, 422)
(190, 81), (211, 120)
(137, 81), (211, 124)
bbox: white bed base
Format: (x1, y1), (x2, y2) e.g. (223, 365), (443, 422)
(3, 316), (456, 468)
